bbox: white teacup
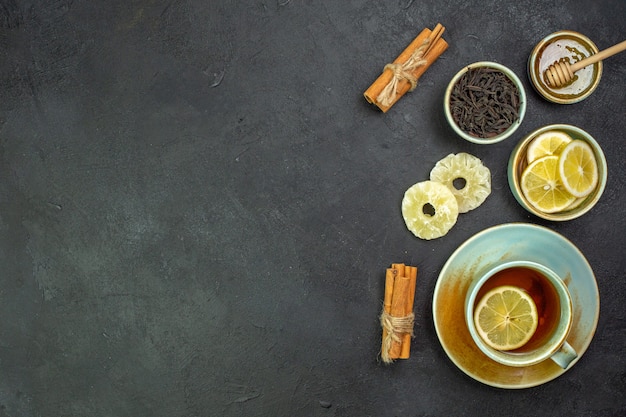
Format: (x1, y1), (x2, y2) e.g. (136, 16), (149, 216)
(465, 260), (577, 368)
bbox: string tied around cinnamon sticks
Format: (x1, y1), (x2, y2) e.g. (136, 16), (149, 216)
(380, 310), (415, 364)
(377, 39), (429, 107)
(364, 23), (448, 113)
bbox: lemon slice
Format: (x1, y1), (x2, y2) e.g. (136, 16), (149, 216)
(521, 155), (576, 213)
(526, 130), (572, 163)
(401, 180), (459, 240)
(564, 197), (586, 211)
(429, 153), (491, 213)
(474, 285), (538, 351)
(558, 140), (599, 198)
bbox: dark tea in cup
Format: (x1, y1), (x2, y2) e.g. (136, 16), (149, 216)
(465, 260), (576, 368)
(473, 266), (561, 352)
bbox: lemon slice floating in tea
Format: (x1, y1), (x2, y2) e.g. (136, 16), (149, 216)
(401, 180), (459, 240)
(558, 140), (599, 198)
(526, 130), (572, 164)
(474, 285), (539, 351)
(521, 155), (576, 213)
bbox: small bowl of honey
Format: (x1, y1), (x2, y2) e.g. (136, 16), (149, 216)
(528, 31), (602, 104)
(508, 124), (607, 221)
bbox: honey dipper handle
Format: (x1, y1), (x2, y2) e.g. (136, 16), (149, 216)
(570, 39), (626, 72)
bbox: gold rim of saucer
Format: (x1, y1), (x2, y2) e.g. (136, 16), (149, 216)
(528, 31), (602, 104)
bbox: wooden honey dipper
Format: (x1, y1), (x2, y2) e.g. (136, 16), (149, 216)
(544, 39), (626, 88)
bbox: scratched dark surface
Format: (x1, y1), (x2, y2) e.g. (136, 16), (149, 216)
(1, 1), (625, 416)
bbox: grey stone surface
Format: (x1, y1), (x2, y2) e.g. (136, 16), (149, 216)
(1, 0), (625, 416)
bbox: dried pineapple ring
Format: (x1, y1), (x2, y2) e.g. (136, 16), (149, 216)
(429, 153), (491, 213)
(401, 180), (459, 240)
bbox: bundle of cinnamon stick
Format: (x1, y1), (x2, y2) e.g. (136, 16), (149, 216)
(380, 263), (418, 363)
(364, 23), (448, 112)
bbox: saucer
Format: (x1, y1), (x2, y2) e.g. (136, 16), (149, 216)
(432, 223), (599, 389)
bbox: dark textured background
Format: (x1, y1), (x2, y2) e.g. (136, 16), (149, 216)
(1, 0), (625, 416)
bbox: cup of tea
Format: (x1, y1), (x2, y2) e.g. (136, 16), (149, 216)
(465, 260), (577, 368)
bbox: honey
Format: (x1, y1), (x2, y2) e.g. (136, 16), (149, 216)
(528, 31), (601, 104)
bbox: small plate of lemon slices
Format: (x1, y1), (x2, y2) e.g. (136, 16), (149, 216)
(432, 223), (599, 389)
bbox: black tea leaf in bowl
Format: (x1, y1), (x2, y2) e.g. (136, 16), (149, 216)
(444, 62), (526, 144)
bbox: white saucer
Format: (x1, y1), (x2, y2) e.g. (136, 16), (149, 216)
(432, 223), (599, 389)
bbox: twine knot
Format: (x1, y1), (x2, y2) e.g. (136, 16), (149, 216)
(376, 38), (430, 107)
(379, 309), (415, 364)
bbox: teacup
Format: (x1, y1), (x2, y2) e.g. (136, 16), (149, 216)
(465, 260), (577, 368)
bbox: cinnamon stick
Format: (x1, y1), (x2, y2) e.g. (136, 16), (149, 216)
(391, 263), (405, 279)
(383, 268), (396, 315)
(381, 267), (396, 352)
(388, 273), (411, 358)
(364, 24), (448, 112)
(400, 265), (418, 359)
